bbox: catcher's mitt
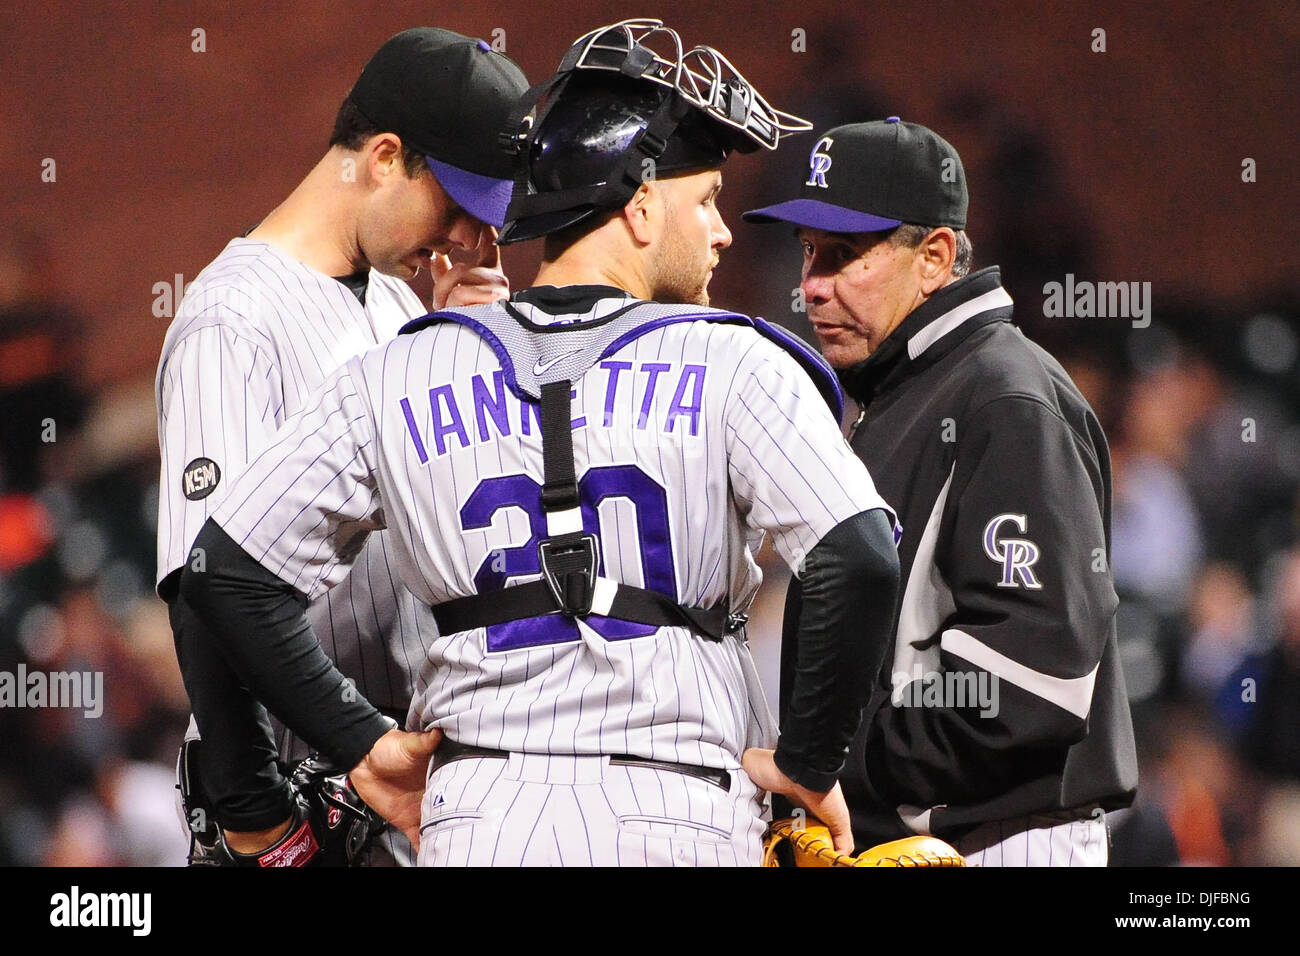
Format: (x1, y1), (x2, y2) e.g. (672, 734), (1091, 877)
(762, 816), (966, 867)
(178, 739), (385, 867)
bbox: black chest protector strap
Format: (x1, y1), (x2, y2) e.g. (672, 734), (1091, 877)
(535, 380), (600, 616)
(539, 381), (580, 513)
(430, 381), (745, 641)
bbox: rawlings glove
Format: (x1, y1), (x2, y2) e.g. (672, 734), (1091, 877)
(177, 739), (385, 867)
(761, 815), (967, 867)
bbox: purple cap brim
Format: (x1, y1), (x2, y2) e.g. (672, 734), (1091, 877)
(427, 158), (514, 229)
(742, 198), (902, 233)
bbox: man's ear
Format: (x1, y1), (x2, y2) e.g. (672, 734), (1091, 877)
(622, 180), (659, 246)
(364, 133), (405, 186)
(917, 227), (957, 294)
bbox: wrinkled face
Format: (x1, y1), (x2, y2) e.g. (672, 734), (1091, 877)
(650, 169), (732, 306)
(798, 227), (924, 368)
(358, 158), (486, 280)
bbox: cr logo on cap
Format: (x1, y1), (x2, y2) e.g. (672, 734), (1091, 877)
(806, 136), (834, 189)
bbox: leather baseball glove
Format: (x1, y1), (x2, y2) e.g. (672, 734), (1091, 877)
(762, 816), (967, 867)
(177, 739), (384, 867)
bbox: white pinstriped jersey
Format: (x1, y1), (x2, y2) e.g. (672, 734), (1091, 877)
(155, 238), (435, 719)
(212, 296), (890, 773)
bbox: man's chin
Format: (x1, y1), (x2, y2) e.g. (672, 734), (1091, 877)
(823, 344), (872, 369)
(691, 276), (712, 307)
(814, 334), (871, 369)
(374, 254), (429, 281)
(652, 284), (710, 306)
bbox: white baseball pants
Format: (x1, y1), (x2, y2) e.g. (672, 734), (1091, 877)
(418, 752), (766, 866)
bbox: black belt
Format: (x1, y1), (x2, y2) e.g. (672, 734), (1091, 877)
(431, 738), (732, 792)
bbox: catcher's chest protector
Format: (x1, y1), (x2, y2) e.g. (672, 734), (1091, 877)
(400, 299), (842, 415)
(399, 298), (842, 637)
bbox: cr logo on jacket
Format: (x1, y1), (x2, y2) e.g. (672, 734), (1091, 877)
(982, 513), (1042, 590)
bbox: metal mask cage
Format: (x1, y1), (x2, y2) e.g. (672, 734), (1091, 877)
(565, 18), (812, 151)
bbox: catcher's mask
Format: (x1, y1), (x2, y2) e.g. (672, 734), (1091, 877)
(496, 17), (811, 245)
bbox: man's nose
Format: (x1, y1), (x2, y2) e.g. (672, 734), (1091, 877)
(713, 210), (733, 250)
(447, 214), (484, 252)
(801, 267), (832, 305)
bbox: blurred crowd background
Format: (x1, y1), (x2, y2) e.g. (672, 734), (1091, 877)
(2, 2), (1296, 865)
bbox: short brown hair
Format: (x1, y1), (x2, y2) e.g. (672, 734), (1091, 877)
(329, 96), (429, 178)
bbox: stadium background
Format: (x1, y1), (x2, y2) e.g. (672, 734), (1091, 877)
(2, 0), (1297, 865)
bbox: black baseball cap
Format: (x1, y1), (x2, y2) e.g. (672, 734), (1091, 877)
(744, 117), (967, 232)
(348, 28), (529, 228)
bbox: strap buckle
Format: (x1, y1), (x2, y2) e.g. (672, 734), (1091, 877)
(538, 532), (600, 617)
(637, 128), (669, 159)
(725, 611), (749, 634)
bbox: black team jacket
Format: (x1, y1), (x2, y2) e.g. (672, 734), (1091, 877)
(782, 266), (1138, 848)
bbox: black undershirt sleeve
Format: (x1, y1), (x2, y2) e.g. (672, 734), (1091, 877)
(179, 519), (393, 772)
(773, 508), (901, 793)
(167, 585), (294, 831)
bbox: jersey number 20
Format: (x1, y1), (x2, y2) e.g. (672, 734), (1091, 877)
(461, 464), (676, 651)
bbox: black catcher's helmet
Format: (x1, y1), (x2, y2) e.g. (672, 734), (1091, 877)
(496, 18), (811, 245)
